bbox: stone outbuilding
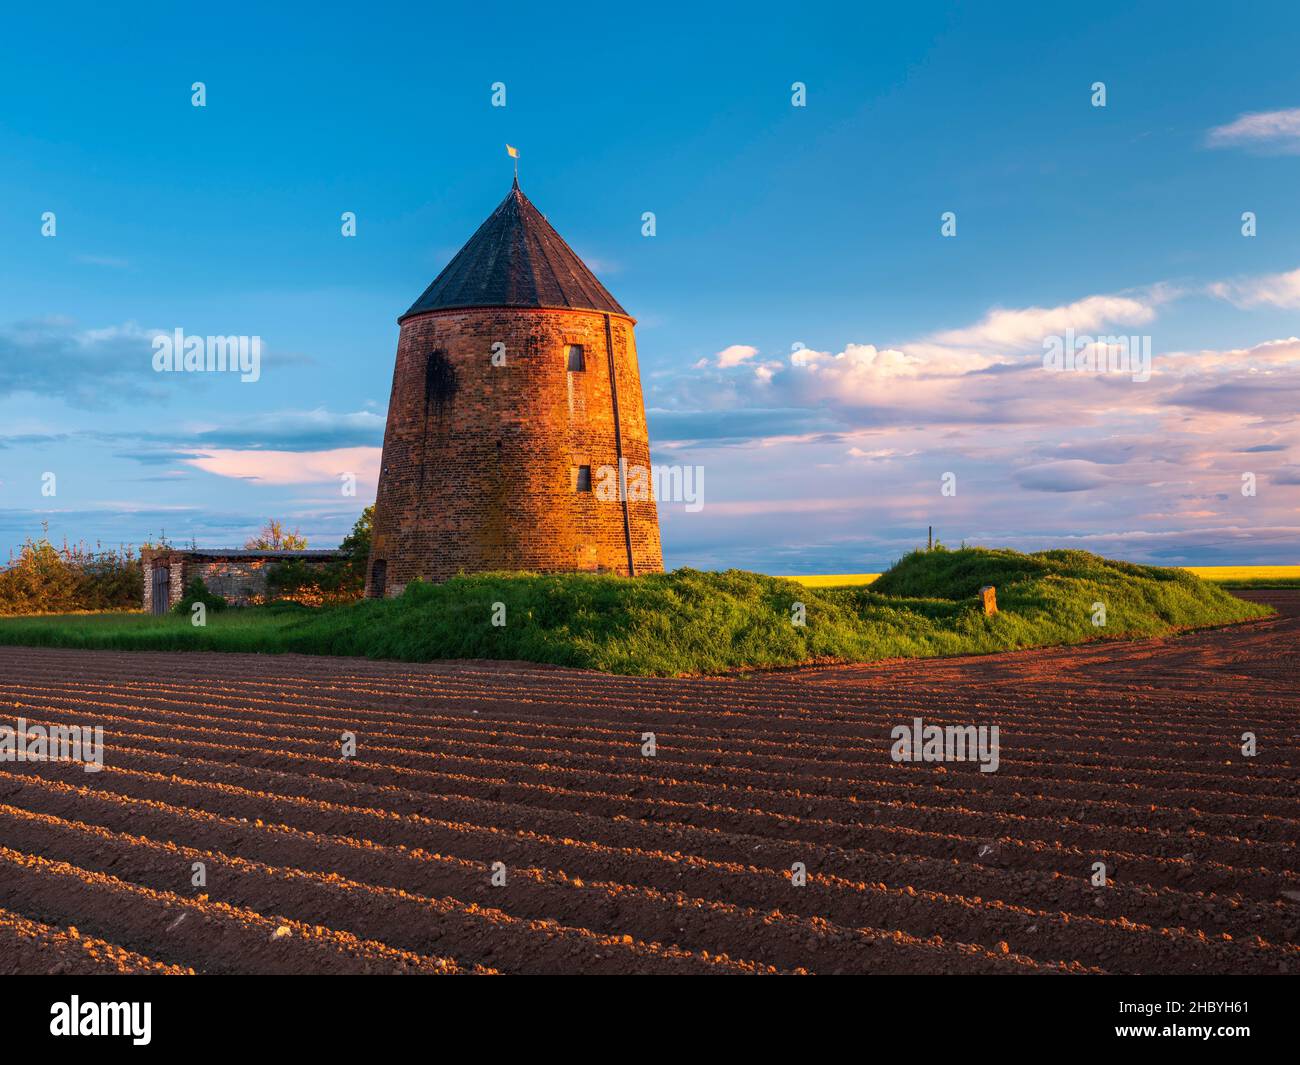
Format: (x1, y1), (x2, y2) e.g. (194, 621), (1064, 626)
(141, 548), (347, 615)
(366, 177), (663, 596)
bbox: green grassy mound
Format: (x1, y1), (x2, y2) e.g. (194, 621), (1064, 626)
(0, 548), (1270, 676)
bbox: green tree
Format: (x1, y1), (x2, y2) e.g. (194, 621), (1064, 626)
(0, 525), (142, 615)
(245, 520), (308, 551)
(340, 505), (373, 562)
(265, 507), (373, 605)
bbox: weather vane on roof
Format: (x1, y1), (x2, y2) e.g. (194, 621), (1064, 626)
(506, 144), (519, 183)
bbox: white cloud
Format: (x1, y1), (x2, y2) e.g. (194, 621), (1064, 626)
(698, 286), (1183, 418)
(1163, 336), (1300, 372)
(716, 344), (759, 368)
(0, 318), (167, 406)
(653, 272), (1300, 568)
(787, 342), (952, 394)
(1207, 267), (1300, 309)
(927, 293), (1160, 353)
(847, 446), (915, 460)
(1206, 108), (1300, 152)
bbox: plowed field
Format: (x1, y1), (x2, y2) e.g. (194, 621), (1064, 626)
(1, 591), (1296, 975)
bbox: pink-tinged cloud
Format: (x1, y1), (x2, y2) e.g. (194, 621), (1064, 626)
(748, 328), (1300, 429)
(1014, 460), (1112, 492)
(1206, 108), (1300, 152)
(716, 344), (760, 368)
(699, 497), (872, 517)
(926, 292), (1160, 352)
(649, 271), (1300, 566)
(1164, 336), (1300, 370)
(1207, 268), (1300, 309)
(181, 446), (381, 486)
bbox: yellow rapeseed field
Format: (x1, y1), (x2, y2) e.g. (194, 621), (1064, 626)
(781, 574), (880, 587)
(783, 565), (1300, 588)
(1182, 565), (1300, 581)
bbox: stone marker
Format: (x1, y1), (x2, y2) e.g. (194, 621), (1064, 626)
(979, 585), (997, 616)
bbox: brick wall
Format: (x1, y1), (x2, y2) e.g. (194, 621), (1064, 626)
(142, 551), (346, 611)
(187, 559), (273, 603)
(367, 306), (664, 594)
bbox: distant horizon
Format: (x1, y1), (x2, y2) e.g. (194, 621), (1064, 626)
(2, 1), (1297, 572)
(4, 520), (1292, 576)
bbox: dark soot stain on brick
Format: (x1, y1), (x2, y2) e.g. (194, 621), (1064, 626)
(425, 349), (458, 414)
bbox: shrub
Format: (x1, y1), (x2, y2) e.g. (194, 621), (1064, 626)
(0, 532), (143, 615)
(265, 506), (372, 605)
(174, 577), (227, 615)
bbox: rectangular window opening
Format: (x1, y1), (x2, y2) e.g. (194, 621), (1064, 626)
(566, 344), (586, 372)
(576, 465), (592, 492)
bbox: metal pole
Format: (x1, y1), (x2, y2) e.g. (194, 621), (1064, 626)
(604, 314), (636, 577)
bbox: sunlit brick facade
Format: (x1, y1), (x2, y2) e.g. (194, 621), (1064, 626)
(366, 181), (662, 595)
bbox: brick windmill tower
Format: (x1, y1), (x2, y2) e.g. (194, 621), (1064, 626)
(366, 177), (663, 596)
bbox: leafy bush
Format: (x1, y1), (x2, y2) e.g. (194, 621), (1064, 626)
(265, 506), (372, 605)
(174, 577), (227, 615)
(0, 531), (143, 615)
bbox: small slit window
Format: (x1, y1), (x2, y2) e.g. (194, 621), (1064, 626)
(566, 344), (586, 372)
(575, 465), (592, 492)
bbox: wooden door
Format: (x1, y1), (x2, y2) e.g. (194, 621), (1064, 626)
(152, 566), (170, 615)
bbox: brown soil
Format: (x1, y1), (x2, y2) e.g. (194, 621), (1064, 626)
(0, 590), (1295, 974)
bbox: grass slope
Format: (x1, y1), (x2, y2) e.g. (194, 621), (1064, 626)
(785, 564), (1300, 589)
(0, 548), (1270, 676)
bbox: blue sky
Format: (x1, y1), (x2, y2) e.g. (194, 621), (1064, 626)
(1, 0), (1298, 571)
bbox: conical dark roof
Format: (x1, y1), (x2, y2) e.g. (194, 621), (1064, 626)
(404, 179), (627, 319)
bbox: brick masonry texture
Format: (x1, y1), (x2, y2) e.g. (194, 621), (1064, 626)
(142, 550), (346, 611)
(367, 306), (664, 594)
